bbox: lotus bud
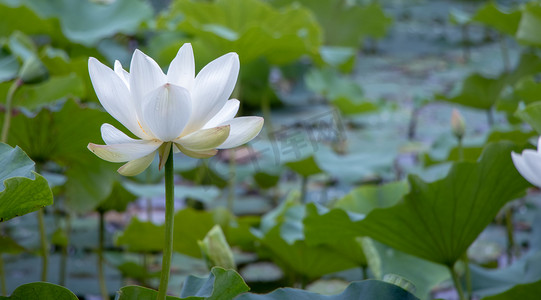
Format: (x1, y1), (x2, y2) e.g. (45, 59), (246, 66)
(451, 109), (465, 140)
(198, 225), (236, 270)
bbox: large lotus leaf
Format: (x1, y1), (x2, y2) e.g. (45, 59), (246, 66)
(356, 142), (529, 266)
(235, 280), (419, 300)
(271, 0), (392, 46)
(116, 208), (219, 257)
(436, 73), (506, 109)
(481, 280), (541, 300)
(0, 73), (85, 111)
(123, 181), (220, 205)
(21, 0), (152, 46)
(0, 2), (65, 44)
(334, 181), (409, 214)
(258, 226), (358, 279)
(0, 54), (19, 83)
(0, 282), (78, 300)
(0, 143), (52, 221)
(164, 0), (322, 65)
(516, 101), (541, 134)
(97, 181), (137, 213)
(115, 217), (164, 252)
(365, 239), (449, 300)
(285, 155), (322, 177)
(472, 2), (521, 36)
(514, 77), (541, 104)
(517, 2), (541, 47)
(0, 235), (26, 254)
(307, 142), (529, 266)
(116, 286), (179, 300)
(179, 267), (250, 299)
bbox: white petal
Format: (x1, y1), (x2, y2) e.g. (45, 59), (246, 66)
(185, 53), (240, 133)
(167, 43), (195, 91)
(175, 125), (230, 151)
(512, 151), (541, 187)
(537, 136), (541, 152)
(118, 152), (155, 176)
(202, 99), (240, 129)
(114, 60), (130, 88)
(129, 49), (167, 135)
(175, 144), (218, 159)
(88, 141), (162, 163)
(142, 84), (192, 141)
(101, 123), (137, 145)
(517, 150), (541, 187)
(88, 57), (145, 138)
(218, 117), (264, 149)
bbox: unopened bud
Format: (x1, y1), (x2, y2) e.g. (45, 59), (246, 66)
(198, 225), (236, 270)
(451, 109), (466, 140)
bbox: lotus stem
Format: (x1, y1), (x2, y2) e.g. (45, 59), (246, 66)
(98, 210), (109, 300)
(37, 208), (48, 281)
(227, 149), (237, 213)
(0, 254), (5, 296)
(448, 264), (466, 300)
(1, 78), (22, 144)
(157, 145), (174, 300)
(461, 253), (472, 300)
(505, 208), (515, 265)
(59, 213), (71, 287)
(300, 175), (308, 203)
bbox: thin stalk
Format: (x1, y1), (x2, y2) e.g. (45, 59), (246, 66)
(1, 78), (23, 143)
(59, 213), (71, 287)
(300, 176), (308, 203)
(448, 264), (466, 300)
(462, 254), (472, 300)
(505, 208), (515, 265)
(499, 34), (510, 73)
(98, 211), (108, 300)
(462, 25), (471, 62)
(37, 209), (48, 281)
(156, 146), (175, 300)
(361, 265), (368, 280)
(261, 93), (275, 140)
(487, 108), (494, 128)
(457, 138), (463, 161)
(227, 149), (237, 213)
(0, 254), (5, 296)
(407, 107), (419, 141)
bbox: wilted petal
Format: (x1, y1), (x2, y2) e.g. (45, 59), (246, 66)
(142, 84), (192, 141)
(203, 99), (239, 129)
(167, 43), (195, 91)
(185, 53), (239, 132)
(118, 152), (155, 176)
(101, 123), (137, 145)
(176, 125), (230, 151)
(88, 140), (162, 163)
(88, 58), (145, 138)
(218, 117), (264, 149)
(114, 60), (130, 88)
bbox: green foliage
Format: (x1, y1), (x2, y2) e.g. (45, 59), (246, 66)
(472, 2), (521, 36)
(517, 2), (541, 47)
(482, 280), (541, 300)
(162, 0), (322, 65)
(0, 143), (52, 221)
(0, 282), (78, 300)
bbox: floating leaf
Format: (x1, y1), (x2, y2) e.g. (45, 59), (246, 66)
(472, 2), (521, 36)
(235, 280), (419, 300)
(0, 143), (52, 221)
(180, 267), (250, 299)
(0, 282), (78, 300)
(334, 181), (409, 214)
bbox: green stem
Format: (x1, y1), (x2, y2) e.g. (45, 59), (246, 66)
(462, 25), (471, 62)
(499, 34), (510, 73)
(457, 138), (463, 161)
(59, 213), (71, 287)
(157, 146), (174, 300)
(37, 208), (48, 282)
(505, 208), (515, 265)
(261, 93), (275, 140)
(300, 176), (308, 203)
(487, 108), (494, 128)
(227, 149), (236, 213)
(98, 211), (109, 300)
(361, 265), (368, 280)
(1, 78), (23, 143)
(448, 264), (466, 300)
(462, 254), (472, 300)
(0, 254), (5, 296)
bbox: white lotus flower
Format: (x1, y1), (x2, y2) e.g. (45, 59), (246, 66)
(511, 136), (541, 187)
(87, 44), (263, 176)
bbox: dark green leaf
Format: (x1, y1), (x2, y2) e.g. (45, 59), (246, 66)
(482, 280), (541, 300)
(0, 282), (78, 300)
(180, 267), (250, 299)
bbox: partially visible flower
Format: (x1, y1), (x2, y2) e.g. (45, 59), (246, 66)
(87, 44), (263, 176)
(511, 137), (541, 187)
(450, 108), (465, 140)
